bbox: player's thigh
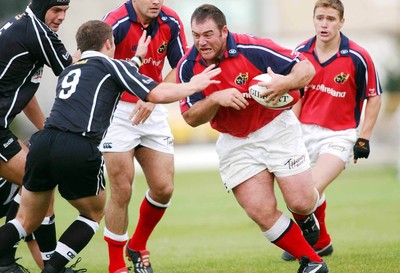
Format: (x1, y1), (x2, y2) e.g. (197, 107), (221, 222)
(0, 140), (26, 186)
(135, 147), (174, 187)
(277, 168), (316, 212)
(233, 171), (276, 211)
(313, 153), (345, 193)
(68, 189), (106, 222)
(102, 150), (135, 186)
(232, 170), (279, 225)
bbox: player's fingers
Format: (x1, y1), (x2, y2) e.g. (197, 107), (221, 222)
(206, 67), (221, 78)
(235, 100), (248, 109)
(144, 35), (151, 46)
(129, 110), (138, 120)
(203, 64), (216, 72)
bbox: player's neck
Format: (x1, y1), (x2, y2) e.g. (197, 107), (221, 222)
(315, 36), (341, 63)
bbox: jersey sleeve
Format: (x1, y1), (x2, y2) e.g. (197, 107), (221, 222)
(241, 35), (306, 76)
(166, 15), (188, 68)
(354, 49), (383, 99)
(176, 53), (205, 113)
(28, 18), (72, 76)
(107, 58), (159, 101)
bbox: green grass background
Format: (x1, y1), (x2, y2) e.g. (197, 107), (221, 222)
(13, 165), (400, 273)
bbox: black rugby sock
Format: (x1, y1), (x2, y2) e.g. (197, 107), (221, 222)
(43, 216), (97, 271)
(3, 200), (20, 263)
(34, 214), (57, 265)
(0, 223), (22, 265)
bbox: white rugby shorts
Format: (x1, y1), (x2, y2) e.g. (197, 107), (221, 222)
(100, 101), (174, 154)
(216, 110), (311, 191)
(301, 124), (357, 165)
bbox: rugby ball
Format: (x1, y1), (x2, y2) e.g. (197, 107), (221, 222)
(249, 73), (300, 110)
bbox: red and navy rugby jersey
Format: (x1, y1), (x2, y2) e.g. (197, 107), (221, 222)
(0, 7), (72, 129)
(296, 33), (382, 130)
(178, 32), (307, 138)
(103, 1), (187, 103)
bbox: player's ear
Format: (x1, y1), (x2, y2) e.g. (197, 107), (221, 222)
(105, 38), (112, 50)
(339, 17), (345, 29)
(221, 25), (228, 39)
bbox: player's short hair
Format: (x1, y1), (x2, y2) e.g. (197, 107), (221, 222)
(30, 0), (70, 22)
(314, 0), (345, 19)
(191, 4), (227, 31)
(76, 20), (113, 52)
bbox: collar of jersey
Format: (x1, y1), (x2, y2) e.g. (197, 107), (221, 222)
(81, 51), (109, 60)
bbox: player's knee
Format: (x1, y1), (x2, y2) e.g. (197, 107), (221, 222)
(287, 188), (319, 215)
(287, 198), (317, 215)
(111, 182), (133, 202)
(150, 182), (174, 201)
(82, 207), (104, 223)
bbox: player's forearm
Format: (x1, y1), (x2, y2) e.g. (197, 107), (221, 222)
(358, 95), (382, 139)
(182, 97), (220, 127)
(285, 60), (315, 90)
(146, 82), (201, 103)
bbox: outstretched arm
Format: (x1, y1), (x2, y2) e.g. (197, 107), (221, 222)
(146, 65), (221, 104)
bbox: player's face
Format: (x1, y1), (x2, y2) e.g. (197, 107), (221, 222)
(133, 0), (164, 24)
(313, 7), (344, 44)
(45, 5), (69, 32)
(191, 19), (228, 66)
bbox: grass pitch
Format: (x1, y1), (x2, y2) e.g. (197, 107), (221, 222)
(14, 164), (400, 272)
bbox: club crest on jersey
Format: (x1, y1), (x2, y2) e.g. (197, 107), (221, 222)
(158, 42), (168, 54)
(235, 72), (249, 85)
(334, 72), (350, 84)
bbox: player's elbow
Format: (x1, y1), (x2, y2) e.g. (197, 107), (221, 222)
(182, 111), (202, 127)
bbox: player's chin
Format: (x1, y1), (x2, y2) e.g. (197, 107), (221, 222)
(199, 49), (214, 60)
(49, 23), (61, 32)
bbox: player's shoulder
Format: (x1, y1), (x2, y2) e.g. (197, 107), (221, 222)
(230, 32), (260, 47)
(103, 3), (128, 24)
(294, 37), (314, 53)
(160, 5), (181, 19)
(234, 32), (282, 51)
(1, 11), (29, 31)
(347, 38), (371, 57)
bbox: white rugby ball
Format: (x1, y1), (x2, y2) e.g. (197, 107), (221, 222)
(248, 73), (300, 110)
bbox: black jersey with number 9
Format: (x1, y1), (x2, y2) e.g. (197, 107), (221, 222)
(44, 51), (159, 144)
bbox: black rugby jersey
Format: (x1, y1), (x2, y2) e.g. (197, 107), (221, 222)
(44, 51), (159, 144)
(0, 7), (72, 128)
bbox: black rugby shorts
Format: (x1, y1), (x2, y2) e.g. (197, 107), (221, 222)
(0, 128), (22, 162)
(23, 129), (105, 200)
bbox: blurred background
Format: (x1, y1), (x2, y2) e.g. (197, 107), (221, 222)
(1, 0), (399, 172)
